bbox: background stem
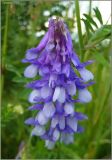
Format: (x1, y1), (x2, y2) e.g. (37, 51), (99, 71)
(89, 0), (92, 16)
(75, 0), (84, 60)
(1, 4), (9, 96)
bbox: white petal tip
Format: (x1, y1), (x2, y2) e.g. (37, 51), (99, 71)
(53, 87), (61, 102)
(36, 111), (48, 125)
(31, 126), (45, 136)
(40, 86), (52, 99)
(43, 102), (55, 118)
(58, 88), (66, 103)
(79, 68), (94, 82)
(45, 140), (55, 150)
(79, 89), (92, 103)
(64, 103), (74, 114)
(24, 64), (38, 78)
(28, 90), (40, 103)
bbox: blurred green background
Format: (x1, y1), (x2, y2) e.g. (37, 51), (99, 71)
(1, 0), (111, 159)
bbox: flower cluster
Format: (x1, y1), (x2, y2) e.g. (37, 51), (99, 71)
(23, 18), (94, 149)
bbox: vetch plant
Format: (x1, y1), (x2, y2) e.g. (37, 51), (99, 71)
(23, 18), (94, 149)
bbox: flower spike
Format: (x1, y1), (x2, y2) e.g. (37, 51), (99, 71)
(23, 18), (94, 149)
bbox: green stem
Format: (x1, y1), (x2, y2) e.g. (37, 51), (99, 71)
(75, 0), (84, 60)
(89, 0), (92, 16)
(3, 5), (9, 58)
(1, 4), (9, 96)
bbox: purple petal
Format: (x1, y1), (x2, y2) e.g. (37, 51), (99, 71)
(34, 95), (52, 103)
(26, 79), (48, 89)
(35, 32), (49, 52)
(24, 117), (36, 125)
(76, 60), (94, 69)
(76, 80), (95, 89)
(67, 116), (78, 132)
(74, 112), (88, 120)
(62, 63), (70, 77)
(71, 52), (80, 66)
(28, 104), (43, 110)
(77, 126), (84, 133)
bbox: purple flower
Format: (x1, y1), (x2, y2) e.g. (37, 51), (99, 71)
(23, 18), (94, 149)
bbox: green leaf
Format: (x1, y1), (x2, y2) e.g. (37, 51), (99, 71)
(93, 53), (108, 66)
(90, 25), (111, 41)
(93, 7), (103, 25)
(5, 64), (22, 77)
(82, 18), (94, 33)
(85, 25), (111, 48)
(81, 18), (90, 37)
(83, 13), (98, 28)
(12, 76), (29, 83)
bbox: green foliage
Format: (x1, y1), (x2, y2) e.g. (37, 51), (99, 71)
(93, 7), (103, 25)
(1, 0), (111, 159)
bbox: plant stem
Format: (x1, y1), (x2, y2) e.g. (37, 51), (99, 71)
(89, 0), (92, 16)
(3, 5), (9, 59)
(1, 4), (9, 96)
(75, 0), (84, 60)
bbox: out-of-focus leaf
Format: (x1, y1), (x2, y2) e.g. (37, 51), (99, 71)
(94, 53), (108, 66)
(5, 64), (22, 77)
(1, 104), (16, 127)
(85, 25), (111, 48)
(66, 18), (74, 29)
(83, 14), (98, 28)
(12, 76), (29, 83)
(82, 18), (90, 37)
(18, 88), (31, 100)
(90, 25), (111, 41)
(82, 18), (94, 32)
(93, 7), (103, 25)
